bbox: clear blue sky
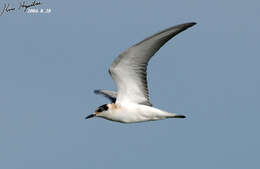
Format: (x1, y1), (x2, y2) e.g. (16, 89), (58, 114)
(0, 0), (259, 169)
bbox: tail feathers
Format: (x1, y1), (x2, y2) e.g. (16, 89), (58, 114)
(167, 112), (186, 118)
(173, 114), (186, 118)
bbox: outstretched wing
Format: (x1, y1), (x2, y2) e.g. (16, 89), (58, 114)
(109, 22), (196, 106)
(94, 89), (117, 103)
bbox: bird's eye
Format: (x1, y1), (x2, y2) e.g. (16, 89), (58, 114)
(103, 105), (108, 111)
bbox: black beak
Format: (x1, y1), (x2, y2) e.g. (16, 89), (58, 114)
(85, 114), (95, 119)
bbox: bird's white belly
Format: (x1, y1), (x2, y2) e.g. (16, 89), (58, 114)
(103, 104), (170, 123)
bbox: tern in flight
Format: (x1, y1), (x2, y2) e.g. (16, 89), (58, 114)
(86, 22), (196, 123)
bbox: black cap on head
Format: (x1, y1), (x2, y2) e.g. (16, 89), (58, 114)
(96, 104), (108, 113)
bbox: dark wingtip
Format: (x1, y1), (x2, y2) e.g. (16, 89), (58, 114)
(190, 22), (197, 25)
(183, 22), (197, 28)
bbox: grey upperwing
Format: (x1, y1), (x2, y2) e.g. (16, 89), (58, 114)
(94, 89), (117, 103)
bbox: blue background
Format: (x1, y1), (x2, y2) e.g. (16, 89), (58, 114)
(0, 0), (259, 169)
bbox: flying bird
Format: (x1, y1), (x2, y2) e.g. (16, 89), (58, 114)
(86, 22), (196, 123)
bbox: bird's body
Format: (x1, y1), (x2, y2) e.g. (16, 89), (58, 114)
(86, 22), (196, 123)
(99, 103), (184, 123)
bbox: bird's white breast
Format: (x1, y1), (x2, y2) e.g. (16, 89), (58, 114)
(103, 103), (170, 123)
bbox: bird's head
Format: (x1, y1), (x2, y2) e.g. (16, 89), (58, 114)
(85, 104), (110, 119)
